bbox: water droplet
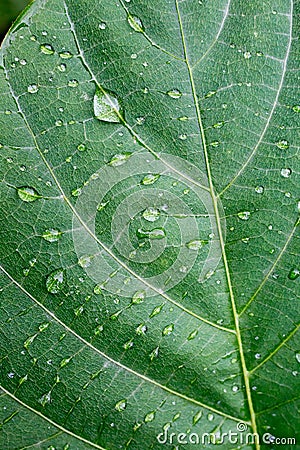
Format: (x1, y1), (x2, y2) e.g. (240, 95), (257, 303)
(28, 84), (38, 94)
(123, 340), (134, 350)
(60, 357), (71, 368)
(17, 186), (41, 202)
(141, 173), (160, 185)
(255, 353), (261, 359)
(186, 240), (204, 251)
(39, 322), (50, 332)
(162, 323), (174, 336)
(68, 79), (78, 88)
(59, 51), (73, 59)
(58, 63), (66, 72)
(288, 268), (299, 280)
(70, 184), (82, 196)
(255, 186), (264, 194)
(115, 399), (127, 411)
(131, 290), (145, 304)
(55, 120), (63, 127)
(40, 43), (54, 55)
(295, 353), (300, 363)
(46, 269), (65, 294)
(144, 411), (155, 422)
(42, 229), (63, 242)
(137, 228), (166, 240)
(238, 211), (251, 221)
(99, 22), (106, 30)
(39, 391), (51, 407)
(276, 139), (289, 150)
(232, 385), (239, 392)
(243, 51), (252, 59)
(136, 116), (145, 125)
(136, 323), (147, 334)
(149, 346), (159, 360)
(207, 413), (214, 421)
(166, 89), (182, 99)
(210, 141), (220, 147)
(213, 121), (224, 129)
(179, 133), (187, 141)
(24, 334), (37, 349)
(292, 105), (300, 113)
(20, 59), (27, 65)
(193, 410), (202, 425)
(187, 329), (198, 340)
(150, 304), (163, 318)
(281, 168), (292, 178)
(94, 87), (123, 123)
(77, 143), (86, 151)
(108, 152), (132, 167)
(78, 255), (92, 268)
(142, 207), (160, 222)
(128, 14), (145, 32)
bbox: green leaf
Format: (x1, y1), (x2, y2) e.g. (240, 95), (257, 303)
(0, 0), (299, 449)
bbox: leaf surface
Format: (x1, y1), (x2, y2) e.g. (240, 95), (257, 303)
(0, 0), (299, 449)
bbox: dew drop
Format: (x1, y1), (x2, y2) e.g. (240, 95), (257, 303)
(141, 173), (160, 185)
(99, 22), (106, 30)
(39, 391), (52, 407)
(149, 346), (159, 360)
(186, 240), (204, 251)
(142, 207), (160, 222)
(162, 323), (174, 336)
(207, 413), (214, 421)
(255, 186), (264, 194)
(187, 329), (198, 340)
(281, 168), (292, 178)
(78, 255), (92, 268)
(137, 228), (166, 240)
(123, 340), (134, 350)
(238, 211), (251, 221)
(68, 79), (79, 88)
(58, 63), (66, 72)
(232, 385), (239, 392)
(42, 229), (63, 242)
(59, 51), (73, 59)
(17, 186), (40, 202)
(292, 105), (300, 113)
(136, 323), (147, 335)
(40, 43), (54, 55)
(295, 353), (300, 363)
(115, 399), (127, 411)
(213, 121), (224, 129)
(131, 290), (146, 304)
(255, 353), (261, 360)
(77, 143), (86, 152)
(288, 268), (299, 280)
(46, 269), (65, 294)
(193, 410), (202, 425)
(144, 411), (155, 423)
(28, 84), (38, 94)
(276, 139), (289, 150)
(243, 51), (252, 59)
(94, 87), (123, 123)
(179, 133), (187, 140)
(71, 187), (82, 197)
(150, 304), (163, 318)
(127, 14), (145, 32)
(20, 59), (27, 65)
(166, 89), (182, 99)
(108, 152), (132, 167)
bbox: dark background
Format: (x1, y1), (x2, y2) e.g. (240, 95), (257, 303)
(0, 0), (29, 43)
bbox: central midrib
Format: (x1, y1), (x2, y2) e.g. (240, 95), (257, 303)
(174, 1), (260, 448)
